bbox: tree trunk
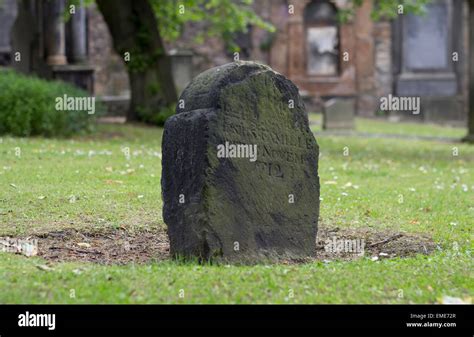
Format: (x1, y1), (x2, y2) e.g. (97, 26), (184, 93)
(465, 1), (474, 142)
(96, 0), (177, 123)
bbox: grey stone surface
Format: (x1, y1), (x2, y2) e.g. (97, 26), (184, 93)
(161, 61), (320, 263)
(396, 74), (458, 96)
(323, 98), (355, 130)
(390, 96), (465, 124)
(44, 0), (67, 65)
(404, 1), (449, 71)
(391, 0), (467, 122)
(422, 97), (465, 123)
(0, 0), (18, 62)
(306, 26), (338, 76)
(10, 0), (36, 73)
(69, 0), (87, 63)
(374, 21), (392, 100)
(170, 49), (193, 95)
(0, 0), (18, 66)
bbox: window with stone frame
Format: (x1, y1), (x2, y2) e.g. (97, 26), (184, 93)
(304, 0), (339, 76)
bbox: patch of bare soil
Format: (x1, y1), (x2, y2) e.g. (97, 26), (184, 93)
(6, 226), (437, 265)
(34, 229), (169, 265)
(315, 226), (437, 262)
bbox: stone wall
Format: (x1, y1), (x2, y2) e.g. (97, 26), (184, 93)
(0, 0), (18, 65)
(165, 26), (229, 77)
(390, 0), (467, 123)
(83, 0), (468, 122)
(163, 1), (276, 77)
(85, 0), (376, 115)
(374, 20), (393, 110)
(87, 4), (129, 97)
(354, 0), (377, 117)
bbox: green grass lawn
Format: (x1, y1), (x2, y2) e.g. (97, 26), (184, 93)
(0, 120), (472, 304)
(309, 113), (468, 139)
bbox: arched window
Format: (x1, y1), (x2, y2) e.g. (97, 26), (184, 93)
(304, 0), (339, 76)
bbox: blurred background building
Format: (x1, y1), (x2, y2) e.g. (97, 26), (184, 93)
(0, 0), (468, 124)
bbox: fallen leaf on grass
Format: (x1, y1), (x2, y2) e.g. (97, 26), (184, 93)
(36, 264), (54, 272)
(104, 180), (123, 185)
(119, 169), (136, 175)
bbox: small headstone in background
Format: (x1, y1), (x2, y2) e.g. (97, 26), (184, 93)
(323, 98), (355, 130)
(161, 61), (320, 263)
(169, 49), (193, 95)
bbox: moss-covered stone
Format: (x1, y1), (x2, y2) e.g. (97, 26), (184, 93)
(162, 61), (320, 263)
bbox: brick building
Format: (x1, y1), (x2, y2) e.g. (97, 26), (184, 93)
(0, 0), (469, 123)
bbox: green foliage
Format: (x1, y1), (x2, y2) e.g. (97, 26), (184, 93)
(371, 0), (432, 21)
(123, 15), (165, 74)
(154, 104), (176, 125)
(151, 0), (275, 52)
(0, 70), (99, 137)
(338, 0), (432, 23)
(125, 47), (164, 73)
(136, 103), (175, 126)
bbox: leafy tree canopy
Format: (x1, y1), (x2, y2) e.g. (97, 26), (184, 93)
(153, 0), (275, 50)
(339, 0), (432, 22)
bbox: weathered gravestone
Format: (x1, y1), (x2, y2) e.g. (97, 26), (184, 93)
(323, 98), (355, 130)
(161, 61), (320, 263)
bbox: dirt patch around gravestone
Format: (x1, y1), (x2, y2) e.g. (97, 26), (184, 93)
(34, 229), (170, 265)
(0, 226), (437, 265)
(314, 226), (437, 262)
